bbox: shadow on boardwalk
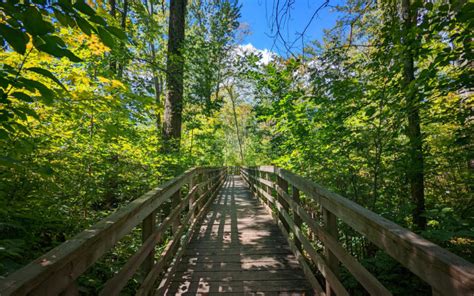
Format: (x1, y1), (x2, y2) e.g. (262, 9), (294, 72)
(164, 175), (312, 295)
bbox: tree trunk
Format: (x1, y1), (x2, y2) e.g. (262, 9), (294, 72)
(227, 86), (244, 163)
(162, 0), (187, 151)
(117, 0), (128, 77)
(153, 70), (162, 131)
(109, 0), (117, 73)
(145, 0), (162, 138)
(401, 0), (426, 231)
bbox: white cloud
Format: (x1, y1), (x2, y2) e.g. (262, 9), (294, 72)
(236, 43), (276, 65)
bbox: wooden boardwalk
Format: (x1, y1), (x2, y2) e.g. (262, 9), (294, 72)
(2, 168), (472, 295)
(164, 175), (312, 295)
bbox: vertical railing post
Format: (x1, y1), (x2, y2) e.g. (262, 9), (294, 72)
(204, 170), (209, 203)
(142, 210), (156, 275)
(248, 169), (253, 193)
(171, 189), (181, 234)
(323, 207), (339, 296)
(189, 173), (195, 220)
(265, 171), (272, 208)
(198, 172), (203, 212)
(292, 185), (303, 252)
(277, 173), (289, 231)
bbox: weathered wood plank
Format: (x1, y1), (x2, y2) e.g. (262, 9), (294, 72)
(323, 207), (339, 296)
(167, 279), (312, 295)
(173, 270), (307, 281)
(141, 210), (157, 275)
(176, 260), (302, 272)
(183, 247), (292, 256)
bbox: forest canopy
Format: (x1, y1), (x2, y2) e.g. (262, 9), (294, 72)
(0, 0), (472, 294)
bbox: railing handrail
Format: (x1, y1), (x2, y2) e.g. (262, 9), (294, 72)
(241, 165), (474, 295)
(0, 167), (227, 295)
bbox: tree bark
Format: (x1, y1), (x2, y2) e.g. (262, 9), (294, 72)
(109, 0), (117, 73)
(117, 0), (128, 77)
(145, 0), (162, 138)
(162, 0), (187, 151)
(401, 0), (426, 230)
(226, 86), (244, 163)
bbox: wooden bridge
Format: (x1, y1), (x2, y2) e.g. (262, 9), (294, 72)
(1, 166), (473, 295)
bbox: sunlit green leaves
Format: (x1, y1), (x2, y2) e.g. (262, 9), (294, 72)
(74, 15), (94, 36)
(33, 35), (82, 62)
(11, 92), (34, 103)
(106, 26), (128, 40)
(97, 27), (115, 49)
(26, 67), (67, 90)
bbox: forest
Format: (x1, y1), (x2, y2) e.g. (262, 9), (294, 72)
(0, 0), (472, 294)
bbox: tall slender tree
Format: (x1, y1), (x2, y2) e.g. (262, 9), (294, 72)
(163, 0), (187, 151)
(400, 0), (426, 230)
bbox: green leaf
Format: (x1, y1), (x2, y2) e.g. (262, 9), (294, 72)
(74, 15), (94, 36)
(11, 92), (34, 103)
(89, 15), (107, 26)
(23, 7), (55, 36)
(106, 26), (127, 40)
(62, 49), (82, 62)
(0, 23), (29, 54)
(18, 78), (56, 105)
(97, 27), (115, 49)
(18, 107), (40, 120)
(73, 0), (96, 16)
(56, 0), (74, 12)
(33, 35), (82, 62)
(26, 67), (67, 90)
(53, 8), (76, 28)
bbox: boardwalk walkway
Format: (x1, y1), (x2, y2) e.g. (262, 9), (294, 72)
(164, 175), (312, 295)
(2, 168), (471, 295)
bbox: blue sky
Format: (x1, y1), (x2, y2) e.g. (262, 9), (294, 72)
(238, 0), (343, 55)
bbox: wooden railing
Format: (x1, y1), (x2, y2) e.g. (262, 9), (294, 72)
(241, 166), (474, 296)
(0, 167), (226, 296)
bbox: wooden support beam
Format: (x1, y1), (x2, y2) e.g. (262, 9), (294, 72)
(171, 190), (181, 234)
(292, 186), (303, 252)
(142, 210), (156, 276)
(323, 208), (340, 296)
(189, 175), (196, 220)
(277, 175), (289, 232)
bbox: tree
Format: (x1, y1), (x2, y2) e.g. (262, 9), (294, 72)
(400, 0), (427, 230)
(162, 0), (187, 151)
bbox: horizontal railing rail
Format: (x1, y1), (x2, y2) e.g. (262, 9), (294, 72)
(241, 166), (474, 296)
(0, 167), (227, 296)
